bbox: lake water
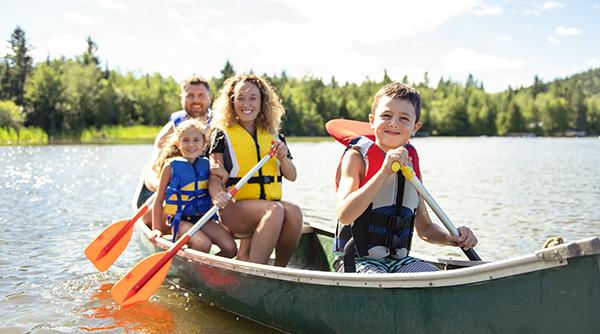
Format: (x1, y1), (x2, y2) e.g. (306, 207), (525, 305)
(1, 137), (599, 333)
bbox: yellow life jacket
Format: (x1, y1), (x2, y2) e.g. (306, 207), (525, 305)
(223, 123), (282, 201)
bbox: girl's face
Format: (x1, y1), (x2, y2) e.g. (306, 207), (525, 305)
(232, 81), (261, 130)
(176, 127), (205, 161)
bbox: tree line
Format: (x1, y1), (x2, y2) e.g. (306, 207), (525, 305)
(1, 26), (599, 140)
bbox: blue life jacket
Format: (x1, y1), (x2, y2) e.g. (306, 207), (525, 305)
(169, 109), (212, 129)
(164, 156), (212, 241)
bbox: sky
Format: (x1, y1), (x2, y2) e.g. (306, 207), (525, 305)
(1, 0), (599, 92)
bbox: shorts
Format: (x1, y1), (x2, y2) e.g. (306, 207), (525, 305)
(333, 255), (438, 273)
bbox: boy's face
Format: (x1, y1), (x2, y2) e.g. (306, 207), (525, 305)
(369, 96), (422, 151)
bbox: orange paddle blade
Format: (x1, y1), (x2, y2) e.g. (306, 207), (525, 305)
(111, 251), (172, 307)
(85, 218), (135, 272)
(325, 119), (374, 145)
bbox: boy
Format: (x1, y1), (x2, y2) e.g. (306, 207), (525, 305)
(334, 82), (478, 273)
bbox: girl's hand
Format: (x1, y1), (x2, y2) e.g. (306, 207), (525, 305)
(446, 226), (478, 250)
(271, 140), (289, 161)
(213, 190), (234, 208)
(149, 229), (162, 241)
(210, 163), (228, 180)
(382, 146), (410, 175)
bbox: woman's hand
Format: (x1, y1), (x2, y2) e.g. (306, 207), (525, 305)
(446, 226), (478, 250)
(213, 190), (234, 208)
(271, 140), (289, 161)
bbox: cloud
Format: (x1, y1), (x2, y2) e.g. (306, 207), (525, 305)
(473, 4), (503, 16)
(64, 12), (98, 25)
(554, 25), (582, 36)
(439, 47), (526, 71)
(94, 0), (127, 11)
(542, 1), (564, 10)
(590, 58), (600, 68)
(500, 35), (512, 42)
(547, 35), (560, 45)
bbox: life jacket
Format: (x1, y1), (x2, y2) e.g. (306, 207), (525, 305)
(163, 156), (212, 241)
(334, 136), (421, 272)
(169, 109), (212, 129)
(222, 123), (282, 201)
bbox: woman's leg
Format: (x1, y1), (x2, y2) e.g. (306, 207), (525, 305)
(201, 221), (238, 258)
(237, 238), (251, 261)
(176, 221), (212, 253)
(274, 201), (303, 266)
(220, 200), (284, 264)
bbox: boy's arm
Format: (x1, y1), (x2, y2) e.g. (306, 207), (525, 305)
(414, 196), (450, 245)
(337, 149), (392, 225)
(152, 162), (172, 234)
(414, 196), (478, 249)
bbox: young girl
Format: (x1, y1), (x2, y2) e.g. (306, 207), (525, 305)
(152, 119), (237, 258)
(209, 74), (303, 266)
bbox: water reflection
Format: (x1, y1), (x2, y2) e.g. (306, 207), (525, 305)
(81, 283), (176, 333)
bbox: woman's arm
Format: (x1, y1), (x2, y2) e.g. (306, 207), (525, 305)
(273, 140), (297, 181)
(152, 162), (172, 234)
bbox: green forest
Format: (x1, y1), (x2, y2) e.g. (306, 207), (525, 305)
(1, 26), (599, 144)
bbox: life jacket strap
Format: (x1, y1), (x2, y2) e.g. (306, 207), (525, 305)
(226, 175), (282, 187)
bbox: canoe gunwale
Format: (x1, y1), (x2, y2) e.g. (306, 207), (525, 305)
(135, 220), (599, 289)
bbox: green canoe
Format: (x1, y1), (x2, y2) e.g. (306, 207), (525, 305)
(133, 217), (600, 333)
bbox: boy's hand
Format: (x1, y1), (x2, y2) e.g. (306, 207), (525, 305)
(210, 163), (228, 181)
(271, 140), (289, 161)
(382, 146), (410, 175)
(446, 226), (478, 250)
(213, 190), (234, 208)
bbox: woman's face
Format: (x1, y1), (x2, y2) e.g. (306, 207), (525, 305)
(232, 80), (261, 130)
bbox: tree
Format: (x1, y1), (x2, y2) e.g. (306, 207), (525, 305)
(24, 61), (66, 136)
(79, 36), (100, 67)
(5, 26), (33, 105)
(213, 60), (235, 93)
(0, 100), (23, 129)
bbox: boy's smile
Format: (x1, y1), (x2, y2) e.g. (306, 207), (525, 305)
(369, 96), (422, 152)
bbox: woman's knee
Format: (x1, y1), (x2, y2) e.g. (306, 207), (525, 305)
(220, 241), (238, 258)
(266, 201), (285, 221)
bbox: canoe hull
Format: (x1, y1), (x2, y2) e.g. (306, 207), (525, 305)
(136, 222), (600, 333)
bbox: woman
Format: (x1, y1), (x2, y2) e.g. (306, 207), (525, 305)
(208, 74), (302, 266)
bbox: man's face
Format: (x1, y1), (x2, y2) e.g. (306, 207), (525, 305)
(181, 84), (211, 119)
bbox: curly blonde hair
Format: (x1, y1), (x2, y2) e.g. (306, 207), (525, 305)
(211, 74), (285, 134)
(153, 119), (209, 173)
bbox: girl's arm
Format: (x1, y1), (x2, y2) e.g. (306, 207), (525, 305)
(208, 152), (227, 198)
(152, 162), (172, 234)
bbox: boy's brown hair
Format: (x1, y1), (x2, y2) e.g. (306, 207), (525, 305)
(370, 82), (421, 121)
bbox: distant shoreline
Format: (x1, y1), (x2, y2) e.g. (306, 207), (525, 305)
(1, 125), (597, 146)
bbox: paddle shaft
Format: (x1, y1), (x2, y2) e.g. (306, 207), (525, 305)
(124, 151), (275, 300)
(96, 194), (156, 261)
(393, 162), (482, 261)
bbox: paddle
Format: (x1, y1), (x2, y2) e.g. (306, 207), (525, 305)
(392, 162), (481, 261)
(85, 194), (157, 272)
(111, 149), (276, 307)
(326, 119), (481, 261)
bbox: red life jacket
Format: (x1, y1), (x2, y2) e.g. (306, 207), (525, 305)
(334, 136), (421, 272)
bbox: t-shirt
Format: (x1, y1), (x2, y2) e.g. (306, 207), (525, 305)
(209, 129), (292, 174)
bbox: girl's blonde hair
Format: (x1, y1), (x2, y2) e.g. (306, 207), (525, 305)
(211, 74), (285, 135)
(153, 119), (209, 173)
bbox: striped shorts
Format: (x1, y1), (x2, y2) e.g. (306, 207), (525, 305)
(335, 255), (438, 273)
